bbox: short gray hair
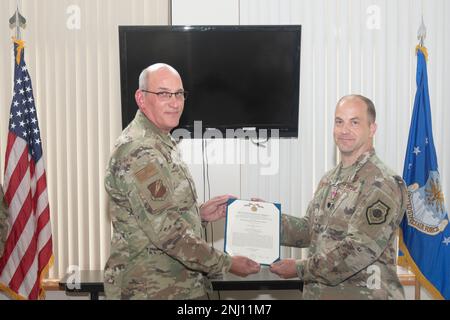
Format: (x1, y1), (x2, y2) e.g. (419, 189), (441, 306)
(139, 67), (150, 91)
(337, 94), (376, 123)
(138, 63), (180, 91)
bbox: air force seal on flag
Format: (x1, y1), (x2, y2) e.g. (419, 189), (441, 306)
(406, 171), (448, 235)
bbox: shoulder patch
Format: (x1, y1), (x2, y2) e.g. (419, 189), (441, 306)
(148, 179), (168, 201)
(366, 200), (389, 225)
(131, 161), (173, 214)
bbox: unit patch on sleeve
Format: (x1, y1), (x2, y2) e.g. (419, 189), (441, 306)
(148, 179), (168, 201)
(366, 200), (390, 225)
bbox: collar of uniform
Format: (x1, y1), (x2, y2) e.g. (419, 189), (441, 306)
(328, 148), (376, 184)
(134, 110), (177, 150)
(345, 148), (376, 182)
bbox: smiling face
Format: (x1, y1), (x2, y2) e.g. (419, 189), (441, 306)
(333, 97), (377, 166)
(135, 66), (185, 133)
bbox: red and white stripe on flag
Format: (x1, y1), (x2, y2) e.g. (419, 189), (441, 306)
(0, 39), (53, 300)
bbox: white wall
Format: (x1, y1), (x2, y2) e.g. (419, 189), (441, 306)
(172, 0), (239, 25)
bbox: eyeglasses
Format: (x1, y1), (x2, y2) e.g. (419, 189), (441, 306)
(141, 90), (188, 101)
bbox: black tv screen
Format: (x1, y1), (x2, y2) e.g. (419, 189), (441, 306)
(119, 25), (301, 138)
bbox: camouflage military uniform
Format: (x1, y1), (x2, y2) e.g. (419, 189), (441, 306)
(0, 186), (8, 256)
(104, 110), (232, 300)
(282, 149), (407, 299)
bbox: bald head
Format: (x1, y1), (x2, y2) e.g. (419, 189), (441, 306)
(337, 94), (376, 124)
(333, 94), (378, 166)
(135, 63), (185, 133)
(139, 63), (181, 92)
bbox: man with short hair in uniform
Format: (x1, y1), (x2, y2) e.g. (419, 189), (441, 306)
(104, 63), (260, 300)
(270, 95), (407, 300)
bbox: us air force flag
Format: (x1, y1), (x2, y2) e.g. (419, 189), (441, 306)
(400, 46), (450, 300)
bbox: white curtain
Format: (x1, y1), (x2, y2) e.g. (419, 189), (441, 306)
(234, 0), (450, 260)
(0, 0), (169, 278)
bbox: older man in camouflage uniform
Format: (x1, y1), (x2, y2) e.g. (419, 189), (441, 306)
(0, 185), (8, 256)
(270, 95), (407, 300)
(104, 63), (260, 299)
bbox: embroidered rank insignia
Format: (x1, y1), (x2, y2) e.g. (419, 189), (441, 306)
(366, 200), (389, 225)
(148, 179), (167, 201)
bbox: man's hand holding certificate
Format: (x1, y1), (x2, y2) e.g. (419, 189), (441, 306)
(224, 199), (281, 265)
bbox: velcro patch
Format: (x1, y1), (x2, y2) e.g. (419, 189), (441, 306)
(366, 200), (389, 225)
(134, 163), (158, 183)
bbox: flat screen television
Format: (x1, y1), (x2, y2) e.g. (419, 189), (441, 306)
(119, 25), (301, 138)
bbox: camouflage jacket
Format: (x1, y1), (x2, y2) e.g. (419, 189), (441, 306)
(0, 186), (8, 256)
(281, 149), (407, 299)
(104, 110), (232, 300)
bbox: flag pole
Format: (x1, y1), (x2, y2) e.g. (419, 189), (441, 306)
(9, 0), (26, 41)
(1, 8), (53, 299)
(416, 16), (428, 61)
(15, 5), (20, 40)
(417, 15), (426, 48)
(411, 15), (426, 299)
(399, 14), (449, 300)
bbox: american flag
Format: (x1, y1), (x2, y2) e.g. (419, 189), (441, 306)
(0, 39), (53, 300)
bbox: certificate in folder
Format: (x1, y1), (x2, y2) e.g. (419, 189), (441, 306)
(224, 199), (281, 266)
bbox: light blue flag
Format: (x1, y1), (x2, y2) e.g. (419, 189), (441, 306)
(400, 46), (450, 300)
